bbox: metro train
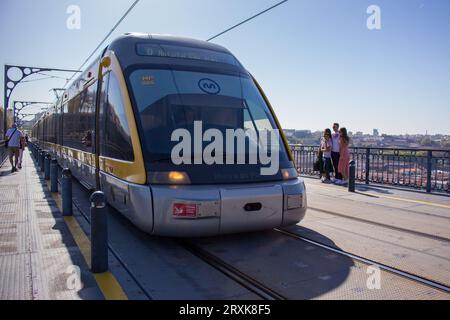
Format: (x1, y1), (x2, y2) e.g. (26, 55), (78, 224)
(31, 33), (307, 237)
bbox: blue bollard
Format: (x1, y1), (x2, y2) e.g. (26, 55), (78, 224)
(50, 159), (58, 193)
(90, 191), (108, 273)
(349, 160), (356, 192)
(44, 153), (51, 180)
(61, 168), (72, 216)
(37, 148), (41, 167)
(40, 151), (45, 173)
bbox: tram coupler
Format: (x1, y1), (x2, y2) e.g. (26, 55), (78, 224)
(44, 153), (51, 180)
(61, 168), (73, 216)
(90, 191), (108, 273)
(349, 160), (356, 192)
(50, 159), (58, 193)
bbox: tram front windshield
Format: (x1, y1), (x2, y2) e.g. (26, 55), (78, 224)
(128, 68), (294, 184)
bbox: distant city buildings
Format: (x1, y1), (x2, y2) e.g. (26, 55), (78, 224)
(284, 129), (450, 150)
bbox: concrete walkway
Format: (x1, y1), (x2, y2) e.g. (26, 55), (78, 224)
(0, 149), (103, 299)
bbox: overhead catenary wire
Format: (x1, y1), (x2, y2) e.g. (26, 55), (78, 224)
(63, 0), (141, 88)
(206, 0), (288, 42)
(62, 0), (284, 88)
(37, 72), (71, 80)
(21, 73), (71, 83)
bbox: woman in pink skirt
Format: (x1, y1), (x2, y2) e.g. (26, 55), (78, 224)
(337, 127), (350, 184)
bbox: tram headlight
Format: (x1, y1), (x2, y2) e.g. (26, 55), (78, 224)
(148, 171), (191, 185)
(169, 171), (187, 183)
(281, 168), (298, 180)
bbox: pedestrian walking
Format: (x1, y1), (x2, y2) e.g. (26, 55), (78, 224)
(18, 134), (26, 169)
(5, 123), (23, 173)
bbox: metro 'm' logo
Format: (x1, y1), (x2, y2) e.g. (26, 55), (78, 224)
(198, 78), (221, 95)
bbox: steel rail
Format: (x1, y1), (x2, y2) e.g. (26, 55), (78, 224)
(274, 228), (450, 294)
(180, 241), (287, 300)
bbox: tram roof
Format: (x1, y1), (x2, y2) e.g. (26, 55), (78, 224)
(108, 33), (245, 72)
(64, 33), (247, 102)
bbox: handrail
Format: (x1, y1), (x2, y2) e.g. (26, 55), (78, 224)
(290, 144), (450, 193)
(290, 144), (450, 153)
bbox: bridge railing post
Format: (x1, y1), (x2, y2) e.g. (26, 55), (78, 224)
(90, 191), (108, 273)
(426, 150), (433, 193)
(349, 160), (356, 192)
(365, 148), (370, 185)
(61, 168), (72, 216)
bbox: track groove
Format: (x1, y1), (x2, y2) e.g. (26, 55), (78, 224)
(275, 228), (450, 294)
(180, 241), (287, 300)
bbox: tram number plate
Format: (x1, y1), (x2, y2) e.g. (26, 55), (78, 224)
(172, 201), (220, 219)
(173, 203), (198, 218)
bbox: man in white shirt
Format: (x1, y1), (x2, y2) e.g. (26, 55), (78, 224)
(5, 123), (23, 173)
(331, 123), (342, 181)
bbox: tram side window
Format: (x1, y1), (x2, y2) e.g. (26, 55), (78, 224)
(56, 102), (63, 145)
(63, 83), (96, 153)
(46, 113), (56, 144)
(101, 73), (134, 161)
(44, 117), (49, 143)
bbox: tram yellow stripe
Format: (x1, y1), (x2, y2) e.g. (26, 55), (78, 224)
(46, 180), (128, 300)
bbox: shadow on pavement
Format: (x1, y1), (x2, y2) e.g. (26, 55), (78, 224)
(192, 226), (354, 300)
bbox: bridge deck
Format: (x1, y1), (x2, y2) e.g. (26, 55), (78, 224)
(0, 149), (449, 300)
(292, 177), (450, 288)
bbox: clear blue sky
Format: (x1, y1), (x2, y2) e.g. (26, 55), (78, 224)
(1, 0), (449, 135)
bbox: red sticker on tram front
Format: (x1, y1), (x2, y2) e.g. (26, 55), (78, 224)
(173, 203), (198, 217)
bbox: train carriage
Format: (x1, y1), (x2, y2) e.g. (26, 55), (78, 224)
(32, 33), (307, 237)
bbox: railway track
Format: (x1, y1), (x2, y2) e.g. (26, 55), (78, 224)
(180, 241), (287, 300)
(70, 190), (450, 298)
(54, 162), (450, 299)
(74, 194), (287, 300)
(73, 187), (450, 299)
(70, 191), (450, 298)
(64, 171), (286, 300)
(274, 228), (450, 294)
